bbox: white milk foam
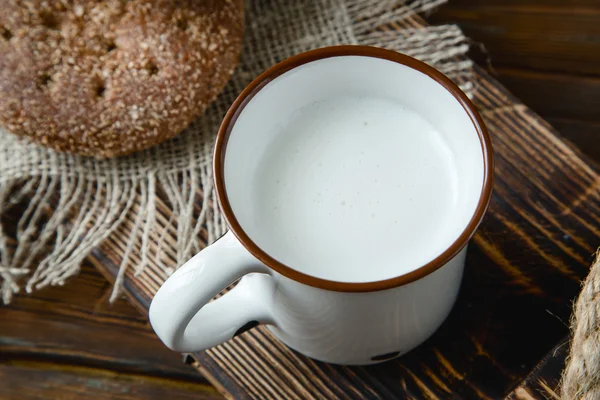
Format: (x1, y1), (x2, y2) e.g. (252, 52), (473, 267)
(252, 97), (459, 282)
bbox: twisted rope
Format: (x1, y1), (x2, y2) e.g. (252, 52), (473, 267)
(563, 251), (600, 399)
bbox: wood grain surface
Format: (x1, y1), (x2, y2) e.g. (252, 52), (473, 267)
(0, 264), (221, 400)
(3, 2), (600, 399)
(430, 0), (600, 162)
(505, 341), (567, 400)
(90, 65), (600, 399)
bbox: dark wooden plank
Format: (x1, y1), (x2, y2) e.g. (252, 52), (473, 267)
(429, 1), (600, 165)
(88, 252), (246, 400)
(0, 360), (219, 400)
(428, 3), (600, 398)
(493, 68), (600, 124)
(505, 338), (567, 399)
(88, 64), (600, 399)
(546, 118), (600, 163)
(0, 264), (221, 400)
(429, 3), (600, 75)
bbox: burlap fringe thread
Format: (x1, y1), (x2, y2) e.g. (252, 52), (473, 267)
(562, 252), (600, 400)
(0, 0), (474, 304)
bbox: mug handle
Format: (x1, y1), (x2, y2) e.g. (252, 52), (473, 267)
(149, 231), (276, 352)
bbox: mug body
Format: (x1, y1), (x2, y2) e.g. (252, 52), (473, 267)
(266, 247), (466, 365)
(149, 46), (493, 365)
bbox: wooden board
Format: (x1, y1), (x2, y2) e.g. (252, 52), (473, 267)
(430, 1), (600, 75)
(0, 361), (219, 400)
(0, 263), (221, 400)
(505, 340), (567, 399)
(429, 1), (600, 163)
(89, 65), (600, 399)
(81, 10), (600, 400)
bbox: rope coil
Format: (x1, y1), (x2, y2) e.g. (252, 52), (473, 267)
(563, 252), (600, 399)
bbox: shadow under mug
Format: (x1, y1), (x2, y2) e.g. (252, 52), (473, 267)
(149, 45), (494, 365)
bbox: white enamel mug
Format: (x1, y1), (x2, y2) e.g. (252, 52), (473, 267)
(149, 46), (493, 365)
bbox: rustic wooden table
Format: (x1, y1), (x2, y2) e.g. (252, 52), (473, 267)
(429, 0), (600, 162)
(2, 1), (599, 399)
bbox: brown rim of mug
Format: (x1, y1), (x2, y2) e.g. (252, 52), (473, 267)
(214, 45), (494, 293)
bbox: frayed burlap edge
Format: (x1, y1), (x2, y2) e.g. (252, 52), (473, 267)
(0, 0), (474, 304)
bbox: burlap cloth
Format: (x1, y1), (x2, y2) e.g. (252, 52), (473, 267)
(0, 0), (474, 303)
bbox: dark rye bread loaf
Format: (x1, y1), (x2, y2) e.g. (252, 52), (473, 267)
(0, 0), (244, 158)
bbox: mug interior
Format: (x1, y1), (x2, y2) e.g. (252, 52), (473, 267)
(217, 48), (492, 290)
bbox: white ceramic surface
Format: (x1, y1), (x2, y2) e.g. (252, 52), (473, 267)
(151, 231), (465, 364)
(149, 47), (492, 365)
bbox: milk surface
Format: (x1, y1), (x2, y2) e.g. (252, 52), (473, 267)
(252, 96), (459, 282)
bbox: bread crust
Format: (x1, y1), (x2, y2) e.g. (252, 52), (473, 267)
(0, 0), (244, 157)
